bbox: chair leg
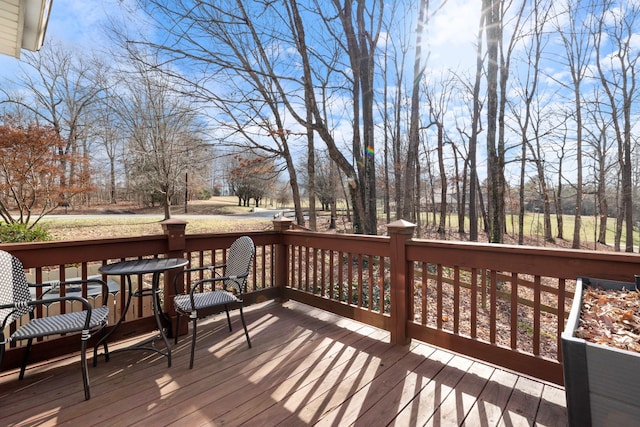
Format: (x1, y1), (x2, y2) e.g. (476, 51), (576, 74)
(225, 305), (232, 331)
(0, 336), (5, 371)
(239, 306), (251, 349)
(175, 314), (181, 345)
(80, 338), (91, 400)
(102, 339), (110, 363)
(93, 327), (110, 366)
(19, 338), (33, 380)
(189, 318), (197, 369)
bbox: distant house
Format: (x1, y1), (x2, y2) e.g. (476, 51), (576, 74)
(0, 0), (52, 58)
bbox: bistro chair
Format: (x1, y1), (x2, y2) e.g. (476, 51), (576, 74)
(0, 250), (110, 400)
(173, 236), (255, 368)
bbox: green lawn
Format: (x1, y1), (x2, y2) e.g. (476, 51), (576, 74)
(415, 210), (636, 248)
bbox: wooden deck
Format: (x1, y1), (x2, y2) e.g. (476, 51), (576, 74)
(0, 301), (567, 426)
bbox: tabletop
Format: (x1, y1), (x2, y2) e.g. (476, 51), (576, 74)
(99, 258), (189, 276)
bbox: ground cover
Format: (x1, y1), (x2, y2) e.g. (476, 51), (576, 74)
(41, 197), (615, 253)
(39, 198), (273, 240)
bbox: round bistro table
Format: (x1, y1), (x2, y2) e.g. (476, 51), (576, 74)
(94, 257), (189, 367)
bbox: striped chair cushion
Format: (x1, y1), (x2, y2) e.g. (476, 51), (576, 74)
(174, 291), (239, 313)
(10, 306), (109, 340)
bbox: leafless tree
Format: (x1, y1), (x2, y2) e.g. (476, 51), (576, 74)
(468, 11), (486, 242)
(378, 0), (412, 224)
(550, 0), (595, 249)
(423, 74), (454, 235)
(591, 0), (640, 252)
(114, 58), (206, 219)
(90, 73), (124, 205)
(0, 41), (106, 206)
(584, 93), (615, 246)
(121, 0), (386, 234)
(386, 5), (414, 224)
(403, 0), (430, 222)
(483, 0), (504, 243)
(311, 0), (384, 234)
(509, 0), (552, 244)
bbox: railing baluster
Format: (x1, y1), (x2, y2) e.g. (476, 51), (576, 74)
(511, 272), (518, 350)
(453, 266), (460, 334)
(357, 254), (363, 308)
(490, 270), (497, 344)
(379, 256), (386, 314)
(471, 267), (477, 339)
(557, 277), (566, 362)
(421, 262), (427, 325)
(368, 254), (374, 311)
(329, 250), (335, 301)
(533, 275), (541, 356)
(437, 264), (443, 330)
(338, 251), (344, 302)
(347, 252), (353, 305)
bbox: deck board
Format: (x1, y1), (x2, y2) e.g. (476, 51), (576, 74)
(0, 300), (567, 426)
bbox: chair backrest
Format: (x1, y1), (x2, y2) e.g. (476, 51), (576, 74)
(0, 250), (33, 328)
(224, 236), (255, 293)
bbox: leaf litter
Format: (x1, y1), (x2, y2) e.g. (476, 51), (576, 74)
(576, 286), (640, 352)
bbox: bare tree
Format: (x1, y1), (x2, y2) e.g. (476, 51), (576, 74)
(385, 6), (412, 223)
(468, 11), (486, 242)
(584, 95), (615, 246)
(122, 0), (385, 234)
(378, 0), (412, 224)
(314, 0), (383, 234)
(115, 59), (206, 219)
(0, 41), (105, 207)
(423, 74), (454, 235)
(592, 0), (640, 252)
(91, 74), (124, 205)
(403, 0), (430, 221)
(483, 0), (504, 243)
(509, 0), (552, 244)
(550, 0), (595, 249)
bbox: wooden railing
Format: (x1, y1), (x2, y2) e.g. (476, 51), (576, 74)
(1, 221), (279, 369)
(279, 220), (640, 385)
(3, 217), (640, 386)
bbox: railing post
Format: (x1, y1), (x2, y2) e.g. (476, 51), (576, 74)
(273, 217), (293, 301)
(161, 218), (188, 337)
(387, 219), (416, 345)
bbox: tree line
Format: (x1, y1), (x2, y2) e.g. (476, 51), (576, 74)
(1, 0), (639, 253)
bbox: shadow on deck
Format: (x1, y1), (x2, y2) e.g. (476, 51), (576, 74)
(0, 301), (567, 426)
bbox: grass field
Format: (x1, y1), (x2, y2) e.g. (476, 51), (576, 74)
(35, 197), (635, 251)
(402, 210), (632, 250)
(504, 211), (636, 249)
(38, 197), (273, 241)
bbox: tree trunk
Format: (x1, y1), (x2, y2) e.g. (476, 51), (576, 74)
(469, 11), (485, 242)
(597, 155), (608, 244)
(484, 0), (503, 243)
(306, 112), (316, 231)
(403, 0), (428, 221)
(437, 124), (447, 235)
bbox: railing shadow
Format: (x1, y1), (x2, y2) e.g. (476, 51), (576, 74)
(0, 299), (567, 426)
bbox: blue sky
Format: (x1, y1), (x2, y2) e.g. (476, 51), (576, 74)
(0, 0), (129, 76)
(0, 0), (481, 80)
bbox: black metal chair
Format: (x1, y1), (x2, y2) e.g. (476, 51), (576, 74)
(0, 250), (110, 400)
(173, 236), (255, 368)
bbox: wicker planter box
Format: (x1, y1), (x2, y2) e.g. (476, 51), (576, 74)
(561, 277), (640, 426)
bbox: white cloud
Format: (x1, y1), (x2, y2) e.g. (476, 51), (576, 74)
(47, 0), (113, 46)
(427, 0), (482, 71)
